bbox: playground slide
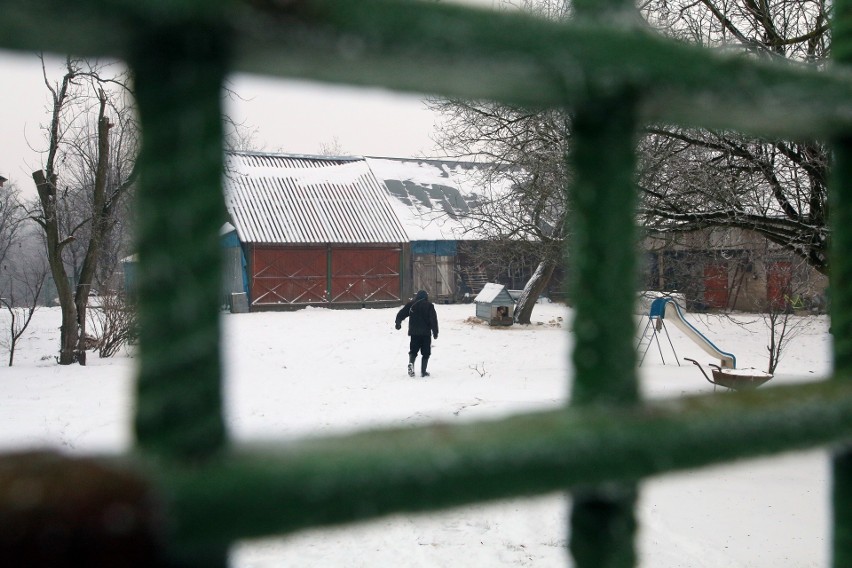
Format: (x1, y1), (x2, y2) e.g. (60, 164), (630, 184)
(655, 298), (737, 368)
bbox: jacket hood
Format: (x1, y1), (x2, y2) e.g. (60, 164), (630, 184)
(415, 290), (428, 301)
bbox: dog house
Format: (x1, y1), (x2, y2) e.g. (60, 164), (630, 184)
(474, 283), (515, 326)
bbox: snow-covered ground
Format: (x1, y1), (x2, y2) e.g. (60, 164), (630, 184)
(0, 302), (833, 567)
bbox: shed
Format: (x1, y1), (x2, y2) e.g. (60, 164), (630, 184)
(224, 151), (409, 310)
(474, 283), (515, 326)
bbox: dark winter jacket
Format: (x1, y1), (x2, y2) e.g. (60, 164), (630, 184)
(395, 290), (439, 338)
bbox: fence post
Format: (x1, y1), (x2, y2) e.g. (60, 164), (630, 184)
(129, 21), (230, 463)
(830, 4), (852, 566)
(128, 20), (232, 566)
(567, 4), (641, 567)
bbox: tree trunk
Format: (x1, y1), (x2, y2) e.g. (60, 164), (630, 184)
(73, 107), (113, 365)
(30, 59), (135, 366)
(514, 260), (556, 324)
(33, 170), (78, 365)
(767, 311), (778, 374)
(7, 311), (15, 367)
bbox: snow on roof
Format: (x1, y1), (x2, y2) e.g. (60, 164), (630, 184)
(222, 151), (520, 245)
(366, 157), (497, 241)
(474, 282), (512, 304)
(224, 152), (408, 244)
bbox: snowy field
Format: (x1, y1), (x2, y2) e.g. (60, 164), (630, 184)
(0, 301), (834, 567)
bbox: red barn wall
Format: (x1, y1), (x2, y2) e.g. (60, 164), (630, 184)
(249, 244), (403, 310)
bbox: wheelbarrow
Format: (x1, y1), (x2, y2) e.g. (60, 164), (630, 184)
(684, 358), (773, 391)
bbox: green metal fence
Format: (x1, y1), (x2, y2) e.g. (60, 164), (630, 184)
(3, 0), (852, 566)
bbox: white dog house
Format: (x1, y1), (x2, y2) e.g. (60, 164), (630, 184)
(474, 283), (515, 326)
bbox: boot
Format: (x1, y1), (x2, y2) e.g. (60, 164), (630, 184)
(421, 356), (430, 378)
(408, 355), (416, 377)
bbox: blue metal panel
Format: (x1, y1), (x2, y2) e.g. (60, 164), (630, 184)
(221, 230), (241, 248)
(434, 241), (457, 256)
(411, 240), (458, 255)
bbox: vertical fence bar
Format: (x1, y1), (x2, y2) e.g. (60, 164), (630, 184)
(129, 22), (230, 462)
(567, 5), (640, 568)
(568, 92), (641, 406)
(129, 20), (232, 566)
(567, 5), (641, 565)
(829, 134), (852, 568)
(831, 3), (852, 566)
(567, 89), (641, 568)
(568, 0), (641, 403)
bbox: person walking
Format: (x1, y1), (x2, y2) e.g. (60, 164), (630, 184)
(395, 290), (439, 377)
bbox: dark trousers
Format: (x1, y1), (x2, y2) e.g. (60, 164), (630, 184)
(408, 335), (432, 360)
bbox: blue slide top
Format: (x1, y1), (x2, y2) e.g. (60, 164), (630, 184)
(649, 296), (668, 319)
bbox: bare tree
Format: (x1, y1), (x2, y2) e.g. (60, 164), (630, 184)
(318, 137), (348, 156)
(223, 113), (261, 155)
(763, 304), (805, 374)
(426, 99), (570, 324)
(755, 245), (822, 373)
(431, 1), (833, 327)
(638, 0), (831, 274)
(426, 1), (636, 323)
(0, 180), (26, 271)
(760, 261), (815, 374)
(0, 264), (47, 366)
(87, 287), (137, 358)
(28, 56), (137, 365)
(639, 0), (829, 61)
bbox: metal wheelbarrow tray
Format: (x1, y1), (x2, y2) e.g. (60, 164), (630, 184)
(684, 358), (773, 391)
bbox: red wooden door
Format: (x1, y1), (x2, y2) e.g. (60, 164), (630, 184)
(703, 263), (729, 309)
(330, 247), (401, 303)
(766, 261), (793, 310)
(251, 247), (327, 306)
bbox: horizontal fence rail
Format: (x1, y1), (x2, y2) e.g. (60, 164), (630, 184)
(156, 379), (852, 549)
(3, 0), (852, 138)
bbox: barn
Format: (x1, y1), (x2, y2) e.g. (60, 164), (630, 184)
(224, 152), (409, 310)
(642, 227), (828, 313)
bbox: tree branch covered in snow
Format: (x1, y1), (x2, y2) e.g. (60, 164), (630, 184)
(637, 0), (831, 273)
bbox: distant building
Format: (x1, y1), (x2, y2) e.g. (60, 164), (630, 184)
(130, 150), (822, 315)
(224, 152), (409, 310)
(642, 228), (828, 313)
(222, 151), (504, 311)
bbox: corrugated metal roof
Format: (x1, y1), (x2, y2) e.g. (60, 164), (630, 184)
(365, 157), (498, 241)
(224, 152), (408, 244)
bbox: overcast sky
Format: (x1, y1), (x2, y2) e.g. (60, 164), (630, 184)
(0, 51), (444, 197)
(0, 0), (499, 196)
